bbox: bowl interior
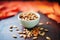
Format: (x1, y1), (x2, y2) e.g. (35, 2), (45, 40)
(18, 11), (40, 22)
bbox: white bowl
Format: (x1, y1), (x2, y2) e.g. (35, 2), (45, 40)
(18, 11), (40, 28)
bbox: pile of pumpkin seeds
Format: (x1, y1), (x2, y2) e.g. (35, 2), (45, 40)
(9, 22), (51, 40)
(18, 27), (50, 40)
(19, 12), (38, 21)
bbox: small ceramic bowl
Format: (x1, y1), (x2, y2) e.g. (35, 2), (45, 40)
(18, 11), (40, 28)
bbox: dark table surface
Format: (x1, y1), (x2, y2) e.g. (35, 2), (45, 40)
(0, 12), (60, 40)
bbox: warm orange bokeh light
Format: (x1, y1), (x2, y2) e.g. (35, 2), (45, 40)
(0, 1), (60, 23)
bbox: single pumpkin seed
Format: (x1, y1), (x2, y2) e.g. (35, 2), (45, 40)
(33, 37), (37, 40)
(39, 32), (45, 36)
(39, 23), (43, 25)
(16, 28), (19, 31)
(13, 25), (17, 28)
(12, 34), (17, 38)
(10, 25), (13, 29)
(40, 27), (44, 31)
(44, 29), (48, 32)
(9, 29), (13, 32)
(46, 36), (51, 40)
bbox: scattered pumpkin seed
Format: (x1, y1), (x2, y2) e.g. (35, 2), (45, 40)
(39, 23), (43, 25)
(26, 30), (30, 34)
(46, 22), (51, 25)
(44, 29), (48, 32)
(13, 25), (17, 28)
(39, 32), (45, 36)
(40, 27), (44, 31)
(23, 34), (27, 39)
(33, 37), (37, 40)
(19, 34), (24, 38)
(10, 26), (13, 29)
(12, 34), (17, 38)
(46, 36), (51, 40)
(17, 31), (23, 34)
(16, 28), (19, 31)
(9, 29), (13, 32)
(23, 31), (26, 34)
(27, 32), (32, 38)
(27, 34), (31, 38)
(39, 31), (41, 34)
